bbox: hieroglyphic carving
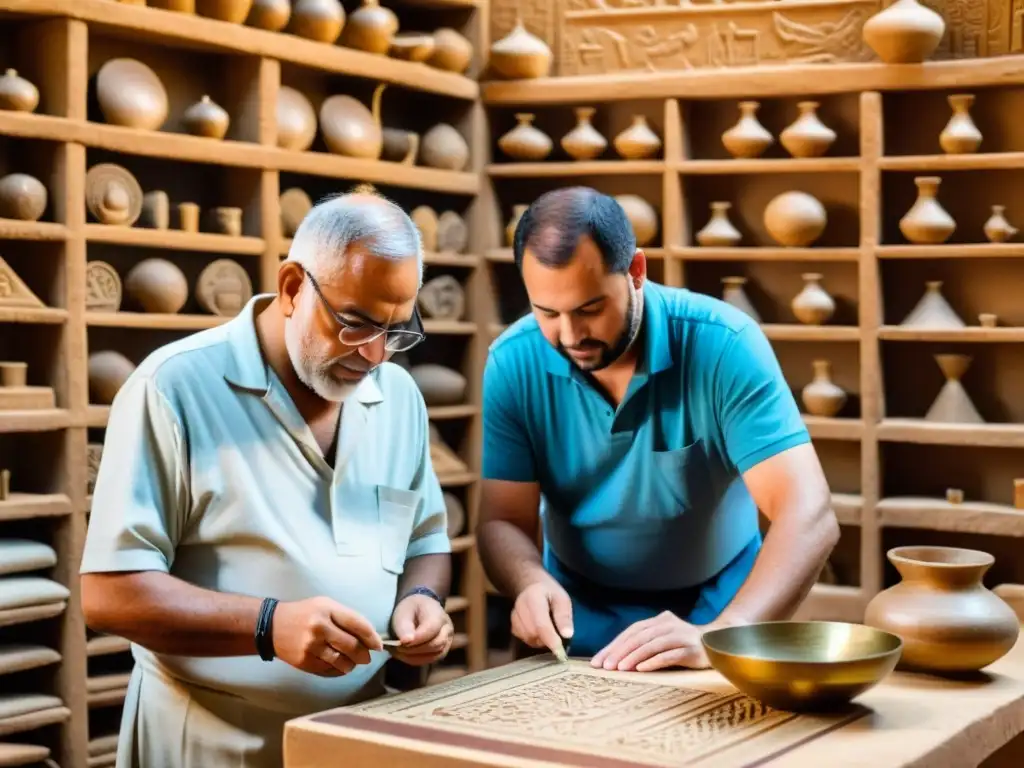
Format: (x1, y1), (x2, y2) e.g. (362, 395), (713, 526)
(490, 0), (563, 56)
(918, 0), (987, 57)
(561, 3), (879, 75)
(989, 0), (1011, 54)
(1009, 0), (1023, 51)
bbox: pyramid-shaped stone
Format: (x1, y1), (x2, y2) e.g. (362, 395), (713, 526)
(0, 254), (43, 308)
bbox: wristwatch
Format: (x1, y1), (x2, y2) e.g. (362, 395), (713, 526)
(399, 585), (445, 605)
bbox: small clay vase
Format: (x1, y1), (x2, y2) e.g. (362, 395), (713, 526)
(925, 353), (984, 424)
(178, 202), (200, 232)
(791, 272), (835, 325)
(901, 280), (964, 328)
(320, 83), (386, 159)
(497, 114), (553, 161)
(615, 194), (657, 247)
(979, 313), (998, 328)
(0, 69), (39, 113)
(721, 277), (760, 322)
(341, 0), (399, 55)
(722, 101), (773, 159)
(276, 86), (317, 152)
(247, 0), (291, 31)
(196, 0), (254, 23)
(613, 115), (662, 160)
(0, 173), (47, 222)
(125, 258), (189, 314)
(764, 191), (827, 247)
(561, 107), (607, 160)
(428, 28), (473, 74)
(864, 546), (1019, 673)
(488, 17), (552, 79)
(95, 58), (169, 131)
(862, 0), (945, 64)
(939, 94), (982, 154)
(420, 123), (469, 171)
(506, 204), (528, 247)
(899, 176), (955, 244)
(289, 0), (345, 44)
(984, 205), (1018, 243)
(779, 102), (836, 158)
(695, 202), (741, 247)
(183, 95), (230, 140)
(801, 360), (846, 417)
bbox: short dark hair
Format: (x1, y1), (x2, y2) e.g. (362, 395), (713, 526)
(512, 187), (636, 273)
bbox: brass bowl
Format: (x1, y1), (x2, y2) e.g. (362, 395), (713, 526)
(701, 621), (902, 712)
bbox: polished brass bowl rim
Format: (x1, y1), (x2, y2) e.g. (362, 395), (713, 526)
(700, 620), (903, 664)
(887, 544), (994, 569)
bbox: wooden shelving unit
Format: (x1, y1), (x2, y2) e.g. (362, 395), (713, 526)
(0, 2), (488, 766)
(479, 55), (1024, 653)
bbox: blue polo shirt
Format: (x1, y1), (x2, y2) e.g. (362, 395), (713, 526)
(482, 281), (809, 593)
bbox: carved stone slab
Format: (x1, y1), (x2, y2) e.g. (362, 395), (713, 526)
(85, 261), (122, 312)
(0, 254), (43, 308)
(287, 657), (864, 768)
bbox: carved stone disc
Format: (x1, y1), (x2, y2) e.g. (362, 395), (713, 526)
(418, 274), (464, 321)
(196, 258), (253, 317)
(85, 261), (122, 312)
(85, 164), (143, 227)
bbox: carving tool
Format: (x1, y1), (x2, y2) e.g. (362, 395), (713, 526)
(551, 636), (568, 663)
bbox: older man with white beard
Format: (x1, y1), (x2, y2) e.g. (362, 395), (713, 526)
(78, 190), (453, 768)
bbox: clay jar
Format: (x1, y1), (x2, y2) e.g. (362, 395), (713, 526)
(196, 0), (254, 23)
(695, 202), (741, 247)
(779, 102), (836, 158)
(864, 546), (1020, 673)
(290, 0), (345, 44)
(247, 0), (291, 31)
(791, 272), (835, 325)
(0, 174), (47, 222)
(0, 69), (39, 113)
(497, 114), (552, 161)
(420, 124), (469, 171)
(320, 84), (386, 159)
(183, 95), (230, 140)
(722, 101), (773, 159)
(95, 58), (169, 131)
(939, 94), (982, 154)
(862, 0), (945, 64)
(764, 191), (826, 247)
(488, 17), (552, 79)
(125, 258), (189, 314)
(341, 0), (399, 55)
(899, 176), (955, 244)
(561, 107), (607, 160)
(984, 205), (1018, 243)
(613, 115), (661, 160)
(801, 360), (846, 417)
(429, 29), (473, 74)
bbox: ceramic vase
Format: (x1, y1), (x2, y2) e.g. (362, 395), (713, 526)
(925, 353), (984, 423)
(984, 205), (1017, 243)
(862, 0), (945, 64)
(247, 0), (290, 31)
(340, 0), (399, 55)
(497, 114), (552, 161)
(801, 360), (846, 417)
(780, 101), (836, 158)
(615, 194), (657, 247)
(196, 0), (254, 23)
(901, 280), (964, 328)
(864, 546), (1019, 673)
(429, 29), (473, 74)
(764, 191), (827, 247)
(290, 0), (345, 44)
(506, 204), (528, 247)
(791, 272), (836, 325)
(900, 176), (955, 244)
(721, 276), (760, 322)
(0, 69), (39, 113)
(561, 107), (607, 160)
(488, 16), (552, 79)
(183, 95), (230, 140)
(939, 94), (982, 154)
(722, 101), (773, 159)
(613, 115), (662, 160)
(695, 202), (741, 247)
(0, 173), (47, 222)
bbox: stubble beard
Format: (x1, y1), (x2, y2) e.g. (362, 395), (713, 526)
(561, 279), (644, 373)
(284, 294), (362, 403)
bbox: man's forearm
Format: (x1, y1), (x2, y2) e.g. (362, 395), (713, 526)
(81, 571), (264, 657)
(477, 519), (548, 597)
(709, 503), (839, 628)
(397, 553), (452, 602)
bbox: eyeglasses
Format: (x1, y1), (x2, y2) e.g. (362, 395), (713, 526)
(303, 269), (426, 353)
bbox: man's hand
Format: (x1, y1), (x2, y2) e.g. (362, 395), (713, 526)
(388, 594), (454, 667)
(511, 577), (574, 657)
(591, 611), (710, 672)
(272, 596), (383, 677)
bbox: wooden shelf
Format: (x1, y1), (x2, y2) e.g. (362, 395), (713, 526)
(85, 224), (264, 255)
(877, 419), (1024, 448)
(85, 635), (131, 658)
(445, 596), (470, 613)
(671, 246), (860, 262)
(424, 251), (480, 267)
(0, 217), (68, 240)
(439, 472), (477, 487)
(803, 416), (864, 441)
(878, 327), (1024, 342)
(876, 243), (1024, 259)
(792, 584), (864, 623)
(487, 160), (664, 177)
(85, 312), (227, 330)
(423, 320), (477, 335)
(0, 307), (69, 325)
(0, 409), (72, 433)
(877, 497), (1024, 537)
(831, 493), (862, 526)
(762, 324), (860, 342)
(450, 535), (475, 554)
(879, 152), (1024, 171)
(0, 493), (73, 523)
(427, 405), (478, 420)
(676, 158), (860, 175)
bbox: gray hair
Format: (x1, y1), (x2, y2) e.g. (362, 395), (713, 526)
(284, 190), (423, 285)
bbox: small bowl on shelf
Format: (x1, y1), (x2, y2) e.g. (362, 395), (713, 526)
(701, 620), (902, 712)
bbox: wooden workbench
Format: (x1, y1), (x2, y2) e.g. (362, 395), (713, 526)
(283, 637), (1024, 767)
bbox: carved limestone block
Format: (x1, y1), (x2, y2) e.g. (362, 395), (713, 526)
(0, 255), (44, 309)
(418, 275), (465, 321)
(85, 261), (122, 313)
(196, 258), (253, 317)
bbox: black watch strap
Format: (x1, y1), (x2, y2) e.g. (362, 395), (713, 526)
(255, 597), (279, 661)
(399, 585), (445, 606)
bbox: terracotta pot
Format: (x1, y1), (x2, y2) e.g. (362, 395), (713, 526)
(561, 107), (606, 160)
(780, 101), (836, 158)
(864, 546), (1019, 673)
(764, 191), (826, 247)
(88, 350), (137, 405)
(939, 94), (982, 154)
(506, 204), (528, 247)
(320, 83), (386, 159)
(0, 361), (27, 388)
(801, 360), (846, 417)
(196, 0), (254, 23)
(290, 0), (345, 44)
(613, 115), (661, 160)
(95, 58), (169, 131)
(276, 86), (317, 152)
(695, 202), (741, 247)
(0, 173), (47, 222)
(899, 176), (955, 244)
(341, 0), (399, 54)
(721, 276), (760, 322)
(0, 69), (39, 113)
(125, 258), (189, 314)
(488, 17), (552, 79)
(862, 0), (945, 64)
(984, 205), (1018, 243)
(247, 0), (290, 31)
(420, 124), (469, 171)
(183, 94), (230, 140)
(722, 101), (773, 159)
(497, 114), (552, 161)
(428, 28), (473, 74)
(791, 272), (835, 325)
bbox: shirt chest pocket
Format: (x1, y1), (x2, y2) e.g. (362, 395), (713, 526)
(332, 483), (420, 575)
(649, 440), (713, 516)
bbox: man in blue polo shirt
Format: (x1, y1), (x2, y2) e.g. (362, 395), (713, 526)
(477, 187), (839, 673)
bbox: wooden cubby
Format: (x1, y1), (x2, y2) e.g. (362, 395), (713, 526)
(0, 1), (487, 765)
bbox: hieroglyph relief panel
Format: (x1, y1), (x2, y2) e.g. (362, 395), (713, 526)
(490, 0), (563, 58)
(915, 0), (1012, 57)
